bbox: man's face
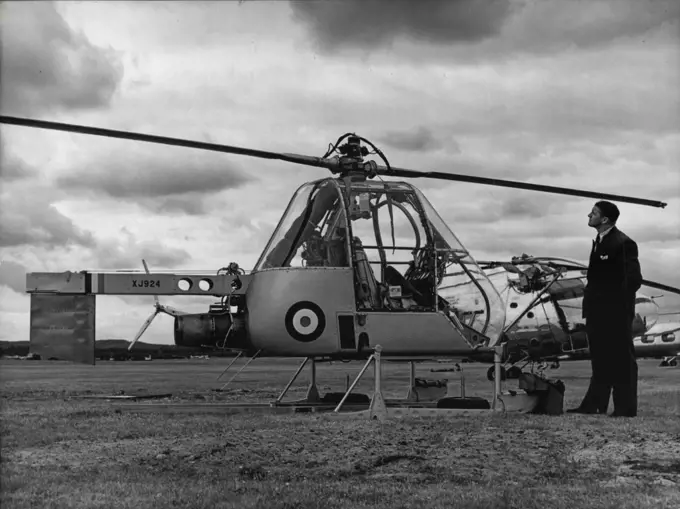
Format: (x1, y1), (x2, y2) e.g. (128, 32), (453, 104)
(587, 206), (608, 228)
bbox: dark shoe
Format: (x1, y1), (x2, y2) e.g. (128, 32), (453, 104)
(566, 407), (599, 414)
(608, 411), (637, 418)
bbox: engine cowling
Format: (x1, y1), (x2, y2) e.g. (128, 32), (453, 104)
(173, 309), (252, 351)
(174, 313), (231, 348)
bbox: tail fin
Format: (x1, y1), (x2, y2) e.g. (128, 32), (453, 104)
(29, 294), (96, 364)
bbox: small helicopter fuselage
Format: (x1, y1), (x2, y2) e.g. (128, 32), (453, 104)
(176, 176), (506, 359)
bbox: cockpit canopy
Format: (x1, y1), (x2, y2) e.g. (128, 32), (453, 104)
(254, 178), (506, 344)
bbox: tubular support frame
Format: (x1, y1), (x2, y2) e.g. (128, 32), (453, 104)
(334, 347), (381, 414)
(492, 345), (504, 412)
(216, 351), (244, 381)
(369, 346), (387, 419)
(219, 350), (261, 391)
(275, 357), (311, 403)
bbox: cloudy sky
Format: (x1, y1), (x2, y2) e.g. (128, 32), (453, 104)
(1, 0), (679, 345)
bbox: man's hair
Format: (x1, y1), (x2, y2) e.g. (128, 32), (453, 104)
(595, 200), (620, 223)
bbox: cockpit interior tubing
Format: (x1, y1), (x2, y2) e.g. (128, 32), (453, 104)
(374, 199), (422, 251)
(370, 201), (388, 282)
(438, 248), (492, 335)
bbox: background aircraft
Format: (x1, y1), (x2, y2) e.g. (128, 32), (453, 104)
(472, 256), (680, 378)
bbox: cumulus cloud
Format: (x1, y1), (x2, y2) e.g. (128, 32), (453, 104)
(0, 157), (190, 270)
(148, 194), (209, 216)
(56, 149), (254, 199)
(498, 195), (555, 219)
(290, 0), (514, 52)
(0, 192), (96, 249)
(378, 126), (457, 153)
(627, 225), (680, 245)
(498, 0), (680, 55)
(0, 1), (123, 114)
(397, 67), (679, 147)
(53, 146), (256, 216)
(0, 260), (28, 294)
(96, 240), (191, 270)
(0, 139), (37, 182)
(290, 0), (680, 60)
(85, 227), (192, 270)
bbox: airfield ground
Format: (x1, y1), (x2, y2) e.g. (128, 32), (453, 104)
(1, 357), (678, 509)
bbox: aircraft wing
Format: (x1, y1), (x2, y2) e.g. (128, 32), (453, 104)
(640, 321), (680, 336)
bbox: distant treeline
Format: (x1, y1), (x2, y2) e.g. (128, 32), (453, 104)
(0, 340), (238, 361)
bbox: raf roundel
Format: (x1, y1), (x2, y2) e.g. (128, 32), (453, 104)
(285, 301), (326, 343)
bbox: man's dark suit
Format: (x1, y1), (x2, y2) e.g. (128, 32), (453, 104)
(579, 226), (642, 416)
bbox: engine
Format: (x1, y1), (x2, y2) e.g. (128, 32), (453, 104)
(174, 313), (229, 348)
(173, 295), (250, 350)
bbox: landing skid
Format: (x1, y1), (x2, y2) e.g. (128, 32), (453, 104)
(268, 346), (506, 418)
(255, 345), (544, 418)
(119, 345), (544, 418)
(321, 345), (541, 420)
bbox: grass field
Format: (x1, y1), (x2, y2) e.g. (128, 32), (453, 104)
(1, 357), (679, 509)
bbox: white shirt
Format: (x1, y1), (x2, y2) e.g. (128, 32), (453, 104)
(598, 225), (614, 242)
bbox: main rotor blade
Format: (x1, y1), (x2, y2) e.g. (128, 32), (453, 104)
(380, 167), (667, 208)
(641, 280), (680, 296)
(481, 257), (680, 296)
(0, 115), (334, 170)
(1, 115), (666, 208)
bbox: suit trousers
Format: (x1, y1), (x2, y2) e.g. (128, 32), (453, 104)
(580, 306), (638, 416)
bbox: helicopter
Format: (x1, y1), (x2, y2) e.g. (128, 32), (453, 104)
(463, 255), (680, 379)
(1, 114), (674, 416)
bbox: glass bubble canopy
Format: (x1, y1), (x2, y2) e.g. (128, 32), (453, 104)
(254, 177), (506, 345)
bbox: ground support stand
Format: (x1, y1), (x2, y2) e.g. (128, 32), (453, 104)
(273, 357), (321, 405)
(115, 345), (542, 416)
(324, 345), (519, 421)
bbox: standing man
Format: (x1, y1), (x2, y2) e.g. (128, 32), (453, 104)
(567, 200), (642, 417)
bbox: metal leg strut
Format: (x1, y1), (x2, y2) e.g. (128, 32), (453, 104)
(216, 351), (243, 381)
(492, 345), (504, 412)
(219, 349), (261, 391)
(333, 346), (387, 420)
(305, 358), (320, 402)
(274, 357), (310, 403)
(368, 346), (387, 420)
(334, 348), (377, 414)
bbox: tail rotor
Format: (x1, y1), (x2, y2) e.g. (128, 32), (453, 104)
(128, 259), (184, 351)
